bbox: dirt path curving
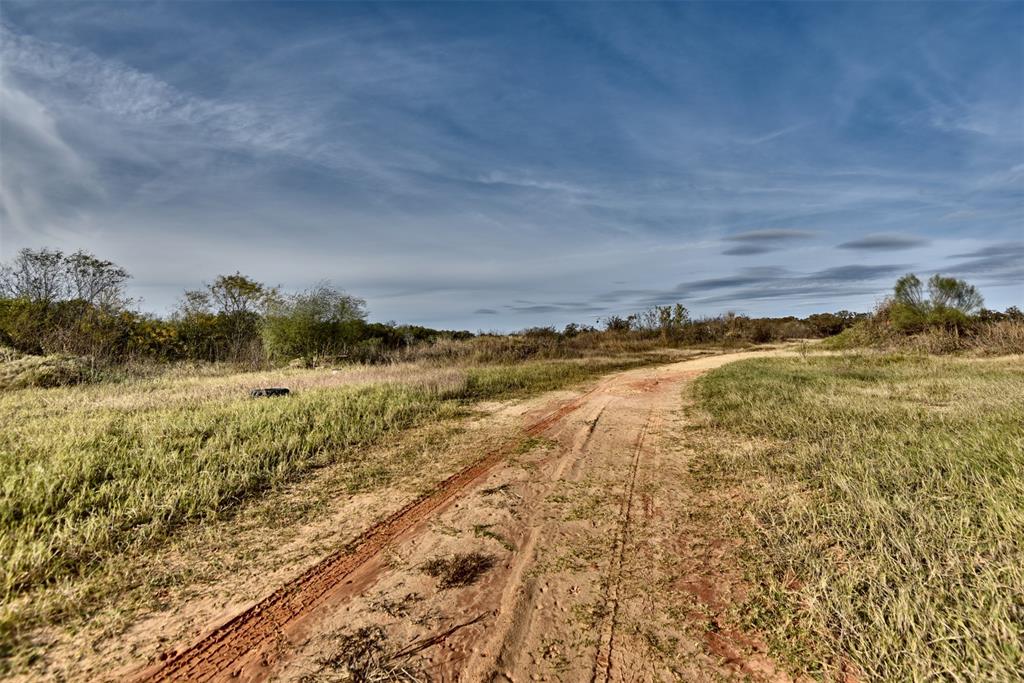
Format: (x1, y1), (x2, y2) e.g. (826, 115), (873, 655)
(136, 350), (801, 682)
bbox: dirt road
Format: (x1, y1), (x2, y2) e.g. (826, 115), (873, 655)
(138, 351), (796, 682)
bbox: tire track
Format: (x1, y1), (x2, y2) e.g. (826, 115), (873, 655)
(135, 388), (600, 682)
(591, 407), (653, 683)
(465, 397), (613, 679)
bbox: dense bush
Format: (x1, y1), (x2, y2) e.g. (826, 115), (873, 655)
(822, 274), (1022, 355)
(888, 273), (983, 333)
(261, 284), (367, 362)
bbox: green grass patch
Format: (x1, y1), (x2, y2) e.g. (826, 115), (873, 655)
(693, 354), (1024, 680)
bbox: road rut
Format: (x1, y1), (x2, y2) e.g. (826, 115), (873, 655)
(137, 350), (797, 682)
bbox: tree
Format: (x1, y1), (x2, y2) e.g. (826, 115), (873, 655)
(168, 273), (275, 363)
(888, 273), (984, 332)
(634, 304), (689, 339)
(208, 272), (273, 316)
(177, 289), (213, 317)
(806, 310), (863, 337)
(0, 248), (69, 305)
(261, 283), (367, 361)
(927, 275), (983, 315)
(0, 248), (131, 310)
(0, 248), (136, 357)
(65, 250), (130, 309)
(603, 314), (634, 332)
(893, 273), (927, 313)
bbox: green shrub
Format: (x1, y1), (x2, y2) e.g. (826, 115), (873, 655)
(889, 273), (983, 333)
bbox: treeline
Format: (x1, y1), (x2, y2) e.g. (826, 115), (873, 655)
(591, 305), (867, 343)
(7, 248), (1014, 369)
(0, 248), (869, 368)
(0, 248), (469, 366)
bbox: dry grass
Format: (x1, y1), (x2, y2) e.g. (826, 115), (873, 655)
(310, 626), (425, 682)
(421, 552), (495, 589)
(824, 319), (1024, 355)
(0, 353), (90, 390)
(394, 331), (747, 365)
(693, 354), (1024, 680)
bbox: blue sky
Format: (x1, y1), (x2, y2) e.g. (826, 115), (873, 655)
(1, 1), (1021, 329)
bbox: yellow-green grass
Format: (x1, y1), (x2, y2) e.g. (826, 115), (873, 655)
(694, 354), (1024, 680)
(0, 354), (662, 661)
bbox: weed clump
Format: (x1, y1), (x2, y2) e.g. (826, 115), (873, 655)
(314, 625), (424, 682)
(0, 353), (89, 391)
(421, 552), (495, 589)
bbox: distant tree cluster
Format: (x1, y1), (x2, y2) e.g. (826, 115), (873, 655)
(3, 248), (1015, 369)
(0, 248), (467, 366)
(595, 305), (867, 344)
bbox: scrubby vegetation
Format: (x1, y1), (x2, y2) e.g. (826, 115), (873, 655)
(6, 250), (1016, 374)
(0, 248), (472, 369)
(825, 272), (1024, 355)
(0, 352), (89, 391)
(421, 552), (495, 589)
(694, 355), (1024, 680)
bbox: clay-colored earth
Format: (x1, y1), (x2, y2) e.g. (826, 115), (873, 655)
(81, 351), (801, 681)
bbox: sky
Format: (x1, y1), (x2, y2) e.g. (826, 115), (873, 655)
(1, 1), (1021, 330)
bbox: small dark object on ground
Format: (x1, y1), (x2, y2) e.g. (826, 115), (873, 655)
(250, 387), (290, 398)
(421, 552), (495, 589)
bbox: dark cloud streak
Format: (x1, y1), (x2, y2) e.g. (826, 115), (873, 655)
(838, 234), (929, 250)
(722, 244), (776, 256)
(723, 229), (817, 243)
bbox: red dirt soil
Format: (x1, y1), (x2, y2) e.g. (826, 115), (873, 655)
(135, 351), (802, 682)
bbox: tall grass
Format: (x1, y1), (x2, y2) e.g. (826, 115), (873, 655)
(1, 384), (450, 599)
(0, 355), (653, 659)
(694, 355), (1024, 680)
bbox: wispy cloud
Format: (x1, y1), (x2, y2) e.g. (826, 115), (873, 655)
(506, 303), (607, 314)
(0, 75), (100, 236)
(720, 229), (817, 256)
(944, 242), (1024, 286)
(740, 123), (808, 145)
(0, 24), (316, 159)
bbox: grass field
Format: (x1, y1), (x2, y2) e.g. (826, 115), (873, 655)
(693, 354), (1024, 680)
(0, 353), (667, 661)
